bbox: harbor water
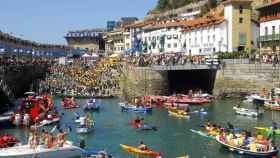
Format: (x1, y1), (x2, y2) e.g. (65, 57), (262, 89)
(0, 97), (279, 158)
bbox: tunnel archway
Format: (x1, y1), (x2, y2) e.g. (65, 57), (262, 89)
(167, 69), (217, 95)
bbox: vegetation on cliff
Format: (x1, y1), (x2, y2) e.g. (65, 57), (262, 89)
(150, 0), (218, 16)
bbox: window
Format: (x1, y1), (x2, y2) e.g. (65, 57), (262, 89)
(208, 35), (210, 43)
(189, 38), (191, 45)
(213, 48), (216, 53)
(149, 37), (151, 41)
(213, 35), (216, 42)
(265, 27), (268, 35)
(272, 26), (275, 34)
(239, 17), (243, 24)
(168, 44), (171, 48)
(201, 36), (203, 43)
(239, 5), (243, 14)
(174, 43), (177, 48)
(195, 37), (197, 45)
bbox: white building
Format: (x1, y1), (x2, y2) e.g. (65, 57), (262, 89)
(125, 0), (258, 56)
(257, 0), (280, 54)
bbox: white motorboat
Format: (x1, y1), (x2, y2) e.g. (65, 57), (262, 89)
(233, 106), (262, 117)
(0, 141), (83, 158)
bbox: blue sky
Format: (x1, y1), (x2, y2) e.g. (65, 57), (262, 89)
(0, 0), (157, 44)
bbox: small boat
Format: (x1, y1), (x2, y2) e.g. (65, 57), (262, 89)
(119, 103), (152, 113)
(120, 144), (161, 157)
(264, 100), (280, 111)
(0, 141), (83, 158)
(82, 149), (113, 158)
(168, 110), (190, 119)
(251, 94), (271, 105)
(30, 115), (60, 129)
(83, 99), (100, 111)
(233, 106), (262, 117)
(255, 127), (280, 135)
(216, 136), (279, 157)
(190, 129), (215, 139)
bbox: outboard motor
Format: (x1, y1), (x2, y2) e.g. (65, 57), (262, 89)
(80, 117), (86, 126)
(23, 114), (30, 126)
(14, 114), (21, 126)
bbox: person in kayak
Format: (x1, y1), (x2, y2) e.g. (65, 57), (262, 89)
(138, 141), (148, 151)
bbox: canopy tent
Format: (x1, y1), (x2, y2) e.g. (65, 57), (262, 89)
(91, 53), (99, 58)
(82, 53), (91, 58)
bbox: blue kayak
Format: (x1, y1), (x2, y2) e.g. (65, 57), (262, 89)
(119, 103), (152, 113)
(82, 149), (113, 158)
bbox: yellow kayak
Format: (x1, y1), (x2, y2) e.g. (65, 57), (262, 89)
(177, 155), (189, 158)
(168, 110), (190, 119)
(120, 144), (161, 157)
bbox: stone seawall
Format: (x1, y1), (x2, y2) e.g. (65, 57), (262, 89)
(214, 63), (280, 96)
(119, 65), (168, 101)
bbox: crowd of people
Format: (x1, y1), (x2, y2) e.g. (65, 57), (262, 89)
(125, 53), (215, 67)
(40, 58), (123, 98)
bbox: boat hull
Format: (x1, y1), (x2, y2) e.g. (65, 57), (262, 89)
(0, 143), (82, 158)
(216, 137), (279, 157)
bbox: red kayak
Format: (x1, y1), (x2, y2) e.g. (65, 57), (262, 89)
(0, 134), (19, 148)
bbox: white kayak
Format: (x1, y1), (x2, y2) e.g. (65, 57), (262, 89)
(0, 141), (82, 158)
(31, 117), (60, 129)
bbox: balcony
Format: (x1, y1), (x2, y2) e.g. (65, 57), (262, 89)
(259, 34), (280, 42)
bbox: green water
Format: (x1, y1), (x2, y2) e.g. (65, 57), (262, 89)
(1, 98), (280, 158)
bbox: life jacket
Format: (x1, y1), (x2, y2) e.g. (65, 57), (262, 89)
(30, 104), (40, 122)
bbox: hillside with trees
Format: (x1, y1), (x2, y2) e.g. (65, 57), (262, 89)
(150, 0), (218, 14)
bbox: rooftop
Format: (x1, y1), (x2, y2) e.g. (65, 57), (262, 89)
(256, 0), (280, 11)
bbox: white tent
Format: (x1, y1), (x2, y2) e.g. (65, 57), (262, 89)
(82, 53), (91, 58)
(91, 53), (99, 58)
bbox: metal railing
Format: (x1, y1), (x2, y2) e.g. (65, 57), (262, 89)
(259, 34), (280, 42)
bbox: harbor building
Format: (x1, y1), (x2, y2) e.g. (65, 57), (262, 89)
(65, 29), (106, 55)
(257, 0), (280, 54)
(124, 0), (258, 55)
(104, 28), (125, 55)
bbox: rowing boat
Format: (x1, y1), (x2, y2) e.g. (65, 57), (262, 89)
(216, 136), (279, 157)
(120, 144), (160, 157)
(0, 141), (83, 158)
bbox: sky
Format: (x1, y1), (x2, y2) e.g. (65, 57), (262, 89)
(0, 0), (158, 45)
